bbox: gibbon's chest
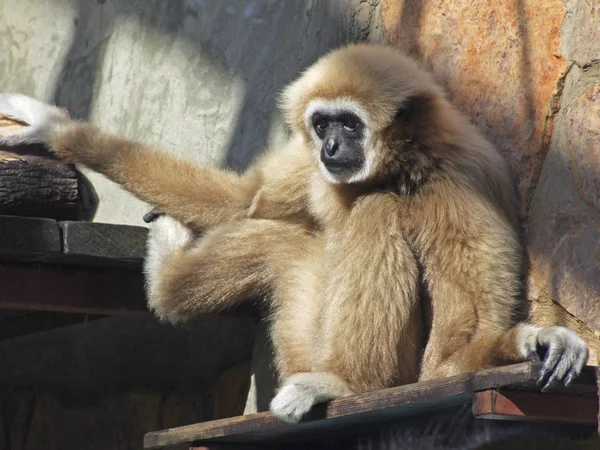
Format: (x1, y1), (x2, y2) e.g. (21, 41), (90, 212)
(308, 173), (407, 234)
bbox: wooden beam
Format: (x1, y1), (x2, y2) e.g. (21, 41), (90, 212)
(472, 389), (598, 424)
(143, 363), (598, 449)
(60, 221), (148, 269)
(0, 215), (62, 259)
(0, 215), (147, 269)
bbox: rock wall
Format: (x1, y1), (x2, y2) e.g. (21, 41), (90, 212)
(381, 0), (600, 362)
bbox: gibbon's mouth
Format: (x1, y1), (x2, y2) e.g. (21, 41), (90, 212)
(323, 161), (351, 174)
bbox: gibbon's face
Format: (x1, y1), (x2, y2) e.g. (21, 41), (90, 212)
(305, 101), (368, 184)
(282, 44), (447, 185)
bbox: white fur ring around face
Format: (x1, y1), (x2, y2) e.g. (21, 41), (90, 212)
(0, 93), (67, 146)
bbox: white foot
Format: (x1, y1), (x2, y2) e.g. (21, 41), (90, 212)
(269, 372), (353, 424)
(144, 215), (194, 309)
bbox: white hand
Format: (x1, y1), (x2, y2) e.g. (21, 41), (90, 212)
(0, 93), (68, 146)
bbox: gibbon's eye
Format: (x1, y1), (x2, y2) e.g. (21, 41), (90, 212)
(395, 98), (414, 121)
(315, 118), (328, 132)
(344, 116), (358, 131)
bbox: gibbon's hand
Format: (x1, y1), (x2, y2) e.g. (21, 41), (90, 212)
(523, 326), (589, 392)
(0, 93), (68, 147)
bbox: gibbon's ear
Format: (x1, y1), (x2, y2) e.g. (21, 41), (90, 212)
(394, 98), (415, 122)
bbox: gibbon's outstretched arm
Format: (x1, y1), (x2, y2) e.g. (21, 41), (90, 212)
(0, 94), (313, 230)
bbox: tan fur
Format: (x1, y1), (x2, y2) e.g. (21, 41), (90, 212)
(9, 44), (587, 407)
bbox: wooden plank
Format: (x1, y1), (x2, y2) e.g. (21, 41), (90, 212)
(143, 363), (598, 449)
(60, 221), (148, 269)
(0, 215), (147, 269)
(473, 389), (598, 424)
(0, 215), (61, 259)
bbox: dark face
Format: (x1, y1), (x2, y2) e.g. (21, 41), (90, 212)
(311, 110), (365, 178)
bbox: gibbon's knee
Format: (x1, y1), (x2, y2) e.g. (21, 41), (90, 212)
(144, 214), (195, 318)
(270, 372), (354, 423)
(147, 218), (308, 323)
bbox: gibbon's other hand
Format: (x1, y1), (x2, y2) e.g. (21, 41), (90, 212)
(0, 93), (68, 147)
(143, 209), (165, 224)
(522, 325), (589, 392)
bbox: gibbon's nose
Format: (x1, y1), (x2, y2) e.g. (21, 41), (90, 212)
(324, 138), (339, 157)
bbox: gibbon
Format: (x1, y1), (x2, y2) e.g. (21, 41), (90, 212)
(0, 44), (588, 424)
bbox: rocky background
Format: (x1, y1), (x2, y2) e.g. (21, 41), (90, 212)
(381, 0), (600, 362)
(0, 0), (598, 448)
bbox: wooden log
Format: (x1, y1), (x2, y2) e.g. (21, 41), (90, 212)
(0, 150), (80, 220)
(143, 363), (598, 449)
(472, 389), (598, 424)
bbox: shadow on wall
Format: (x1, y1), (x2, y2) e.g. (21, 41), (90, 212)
(50, 0), (372, 171)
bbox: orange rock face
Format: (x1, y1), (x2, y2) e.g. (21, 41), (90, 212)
(566, 83), (600, 213)
(382, 1), (600, 348)
(382, 0), (567, 210)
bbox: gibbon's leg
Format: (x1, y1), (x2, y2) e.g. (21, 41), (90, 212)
(144, 215), (196, 308)
(416, 192), (588, 389)
(270, 197), (423, 423)
(268, 242), (324, 379)
(145, 217), (315, 323)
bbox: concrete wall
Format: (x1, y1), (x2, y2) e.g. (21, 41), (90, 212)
(1, 0), (383, 225)
(0, 1), (383, 448)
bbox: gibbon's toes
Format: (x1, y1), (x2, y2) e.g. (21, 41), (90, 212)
(536, 326), (589, 392)
(270, 383), (317, 424)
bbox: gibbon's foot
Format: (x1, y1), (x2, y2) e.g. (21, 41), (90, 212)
(270, 372), (354, 424)
(0, 93), (67, 146)
(144, 215), (194, 307)
(519, 325), (589, 392)
(270, 383), (319, 424)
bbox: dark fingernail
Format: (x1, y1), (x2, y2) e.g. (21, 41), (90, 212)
(143, 211), (162, 223)
(537, 369), (547, 385)
(564, 374), (573, 386)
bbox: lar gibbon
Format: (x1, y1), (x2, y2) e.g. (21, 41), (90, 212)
(0, 44), (588, 424)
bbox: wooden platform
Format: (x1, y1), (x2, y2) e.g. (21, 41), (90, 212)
(0, 214), (255, 328)
(144, 362), (599, 449)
